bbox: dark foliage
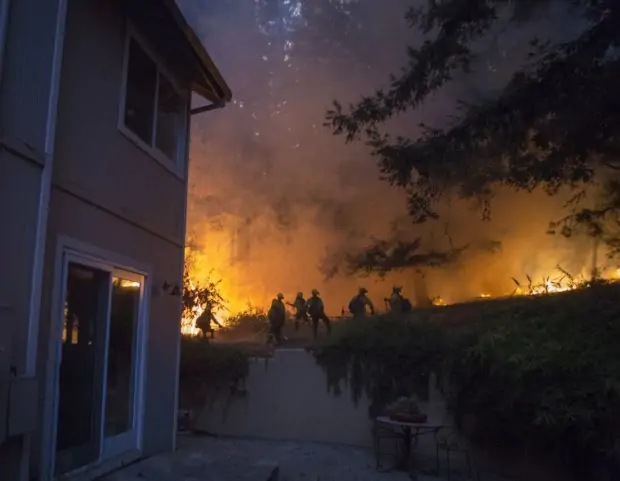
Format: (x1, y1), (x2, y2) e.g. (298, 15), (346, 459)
(346, 237), (466, 276)
(450, 284), (620, 475)
(313, 284), (620, 476)
(326, 0), (620, 244)
(178, 337), (249, 427)
(314, 314), (446, 406)
(219, 307), (270, 339)
(179, 337), (249, 385)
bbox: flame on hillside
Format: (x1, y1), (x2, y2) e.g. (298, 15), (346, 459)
(180, 206), (620, 329)
(181, 305), (229, 337)
(182, 247), (620, 329)
(460, 266), (620, 305)
(431, 296), (447, 306)
(510, 265), (620, 296)
(180, 277), (228, 337)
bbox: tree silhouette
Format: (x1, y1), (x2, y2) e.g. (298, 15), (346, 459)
(182, 252), (226, 323)
(326, 0), (619, 253)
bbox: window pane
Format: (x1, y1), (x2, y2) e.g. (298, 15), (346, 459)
(155, 74), (185, 162)
(124, 39), (157, 145)
(105, 277), (140, 437)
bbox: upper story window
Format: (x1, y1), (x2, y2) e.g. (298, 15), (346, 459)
(120, 35), (187, 174)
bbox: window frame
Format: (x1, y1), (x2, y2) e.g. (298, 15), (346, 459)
(118, 24), (190, 179)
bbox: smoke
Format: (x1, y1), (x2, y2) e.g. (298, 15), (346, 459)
(177, 0), (613, 315)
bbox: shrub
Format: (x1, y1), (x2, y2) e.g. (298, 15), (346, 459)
(219, 306), (269, 340)
(178, 336), (249, 430)
(313, 284), (620, 477)
(313, 313), (446, 408)
(451, 284), (620, 475)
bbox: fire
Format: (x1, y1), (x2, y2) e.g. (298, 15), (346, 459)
(527, 280), (573, 295)
(179, 264), (620, 324)
(431, 296), (447, 306)
(185, 223), (270, 317)
(181, 304), (228, 337)
(181, 227), (268, 338)
(181, 222), (620, 324)
(180, 277), (228, 337)
(433, 264), (620, 308)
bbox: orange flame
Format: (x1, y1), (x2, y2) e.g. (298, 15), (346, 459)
(182, 223), (620, 320)
(180, 277), (228, 337)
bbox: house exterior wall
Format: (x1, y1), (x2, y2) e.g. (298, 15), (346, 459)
(51, 0), (189, 245)
(32, 0), (190, 476)
(0, 0), (63, 384)
(36, 189), (184, 471)
(2, 0), (207, 478)
(0, 0), (65, 478)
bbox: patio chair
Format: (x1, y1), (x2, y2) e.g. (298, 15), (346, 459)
(373, 418), (406, 472)
(435, 426), (481, 480)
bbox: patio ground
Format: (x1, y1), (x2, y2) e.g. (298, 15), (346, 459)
(100, 434), (480, 481)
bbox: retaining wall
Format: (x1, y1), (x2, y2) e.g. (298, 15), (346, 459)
(196, 348), (448, 451)
(196, 348), (583, 481)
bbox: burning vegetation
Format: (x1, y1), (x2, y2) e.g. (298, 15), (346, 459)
(181, 238), (620, 335)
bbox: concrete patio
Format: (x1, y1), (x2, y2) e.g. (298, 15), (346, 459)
(99, 434), (462, 481)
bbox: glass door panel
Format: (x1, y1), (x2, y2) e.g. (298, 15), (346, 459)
(55, 262), (110, 476)
(103, 272), (143, 456)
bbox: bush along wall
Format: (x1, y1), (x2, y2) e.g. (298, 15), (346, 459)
(449, 285), (620, 479)
(312, 284), (620, 479)
(218, 307), (269, 340)
(178, 336), (249, 431)
(312, 314), (446, 416)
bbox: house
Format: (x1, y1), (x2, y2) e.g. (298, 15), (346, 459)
(0, 0), (231, 479)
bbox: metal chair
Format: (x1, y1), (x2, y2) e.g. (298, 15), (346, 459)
(435, 426), (481, 480)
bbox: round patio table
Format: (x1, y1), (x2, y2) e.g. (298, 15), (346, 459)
(375, 416), (443, 471)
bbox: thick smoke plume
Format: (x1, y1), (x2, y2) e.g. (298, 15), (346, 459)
(177, 0), (615, 316)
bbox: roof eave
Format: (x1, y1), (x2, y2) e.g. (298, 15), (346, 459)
(192, 81), (228, 106)
(161, 0), (232, 103)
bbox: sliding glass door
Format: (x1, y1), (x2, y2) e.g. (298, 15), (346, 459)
(55, 262), (109, 475)
(103, 271), (143, 458)
(54, 256), (145, 476)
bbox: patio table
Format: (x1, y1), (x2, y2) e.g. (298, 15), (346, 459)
(375, 415), (443, 472)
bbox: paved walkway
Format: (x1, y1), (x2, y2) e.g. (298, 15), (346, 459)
(102, 434), (452, 481)
(186, 436), (413, 481)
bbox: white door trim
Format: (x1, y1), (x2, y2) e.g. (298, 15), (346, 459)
(41, 236), (151, 480)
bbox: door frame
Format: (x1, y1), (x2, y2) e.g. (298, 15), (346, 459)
(41, 236), (151, 480)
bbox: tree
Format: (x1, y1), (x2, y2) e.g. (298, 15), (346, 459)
(326, 0), (619, 246)
(345, 237), (466, 276)
(182, 255), (226, 324)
